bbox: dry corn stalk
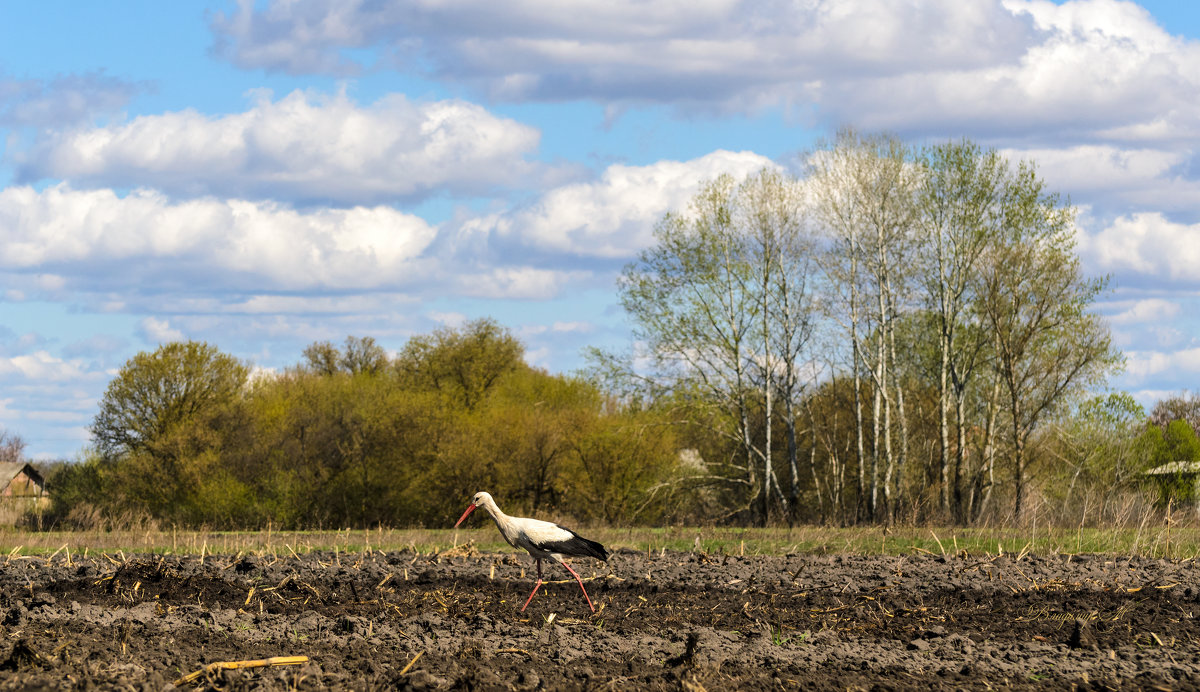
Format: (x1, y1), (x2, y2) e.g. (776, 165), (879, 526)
(173, 655), (308, 686)
(399, 651), (424, 675)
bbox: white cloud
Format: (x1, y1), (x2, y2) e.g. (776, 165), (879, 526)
(207, 0), (1200, 145)
(1130, 388), (1192, 410)
(222, 294), (418, 315)
(522, 346), (552, 369)
(139, 317), (184, 343)
(455, 267), (584, 300)
(1080, 213), (1200, 283)
(552, 321), (593, 333)
(428, 311), (467, 327)
(1124, 347), (1200, 379)
(0, 184), (438, 292)
(25, 409), (91, 423)
(0, 71), (146, 128)
(0, 151), (764, 350)
(1106, 298), (1181, 325)
(817, 1), (1200, 142)
(1002, 145), (1177, 193)
(0, 351), (89, 382)
(61, 335), (128, 360)
(17, 89), (544, 205)
(459, 150), (775, 258)
(210, 1), (1034, 90)
(999, 145), (1200, 216)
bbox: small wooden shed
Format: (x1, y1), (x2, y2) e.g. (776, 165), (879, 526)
(0, 462), (48, 521)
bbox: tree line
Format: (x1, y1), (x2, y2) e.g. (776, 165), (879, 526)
(36, 130), (1200, 530)
(49, 324), (682, 529)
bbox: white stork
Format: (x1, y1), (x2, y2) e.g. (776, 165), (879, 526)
(454, 491), (609, 612)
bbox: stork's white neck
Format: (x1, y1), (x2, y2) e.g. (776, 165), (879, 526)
(477, 493), (516, 543)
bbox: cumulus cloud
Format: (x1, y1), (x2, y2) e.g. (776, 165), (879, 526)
(0, 366), (104, 459)
(139, 317), (185, 343)
(428, 311), (467, 327)
(1124, 347), (1200, 380)
(1000, 145), (1200, 218)
(553, 321), (593, 333)
(207, 0), (1200, 144)
(60, 335), (128, 360)
(210, 1), (1033, 88)
(0, 148), (773, 313)
(1106, 298), (1181, 326)
(1079, 213), (1200, 284)
(220, 294), (418, 316)
(0, 184), (438, 293)
(0, 72), (147, 128)
(453, 267), (585, 300)
(832, 1), (1200, 141)
(457, 149), (775, 259)
(0, 351), (89, 382)
(16, 89), (544, 205)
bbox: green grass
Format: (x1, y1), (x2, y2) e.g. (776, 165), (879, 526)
(0, 523), (1198, 559)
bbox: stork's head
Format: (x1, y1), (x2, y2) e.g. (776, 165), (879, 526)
(454, 491), (493, 527)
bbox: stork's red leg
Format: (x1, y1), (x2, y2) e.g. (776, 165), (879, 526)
(558, 560), (596, 613)
(520, 559), (544, 612)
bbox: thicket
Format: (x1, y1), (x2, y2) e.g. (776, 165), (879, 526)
(47, 323), (683, 529)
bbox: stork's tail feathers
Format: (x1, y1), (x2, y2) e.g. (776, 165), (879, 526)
(577, 535), (609, 561)
(551, 526), (608, 561)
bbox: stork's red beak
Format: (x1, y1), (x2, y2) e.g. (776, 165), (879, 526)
(454, 503), (476, 528)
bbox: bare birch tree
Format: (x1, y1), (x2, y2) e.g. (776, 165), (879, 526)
(916, 141), (1007, 521)
(808, 129), (919, 521)
(618, 169), (817, 525)
(734, 168), (817, 521)
(618, 175), (763, 520)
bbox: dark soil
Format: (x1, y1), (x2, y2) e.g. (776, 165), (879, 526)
(0, 546), (1198, 689)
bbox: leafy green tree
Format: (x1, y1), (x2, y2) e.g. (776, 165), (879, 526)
(1042, 393), (1146, 522)
(567, 404), (680, 524)
(301, 341), (341, 376)
(1137, 419), (1200, 506)
(42, 451), (107, 528)
(916, 140), (1007, 520)
(302, 336), (388, 376)
(89, 341), (251, 523)
(396, 318), (524, 410)
(1143, 419), (1200, 468)
(244, 367), (440, 527)
(974, 162), (1119, 518)
(483, 370), (592, 513)
(92, 341), (249, 461)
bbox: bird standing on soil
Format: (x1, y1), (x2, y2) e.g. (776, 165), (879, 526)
(454, 491), (609, 613)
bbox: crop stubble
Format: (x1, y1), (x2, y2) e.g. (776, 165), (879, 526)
(0, 546), (1198, 689)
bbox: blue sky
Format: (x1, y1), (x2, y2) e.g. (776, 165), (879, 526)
(2, 0), (1199, 459)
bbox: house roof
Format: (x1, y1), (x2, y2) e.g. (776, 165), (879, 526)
(1143, 461), (1200, 476)
(0, 462), (44, 489)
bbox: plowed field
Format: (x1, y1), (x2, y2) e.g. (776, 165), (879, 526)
(1, 547), (1198, 689)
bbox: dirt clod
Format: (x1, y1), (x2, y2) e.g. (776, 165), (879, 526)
(0, 640), (43, 672)
(1069, 617), (1099, 650)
